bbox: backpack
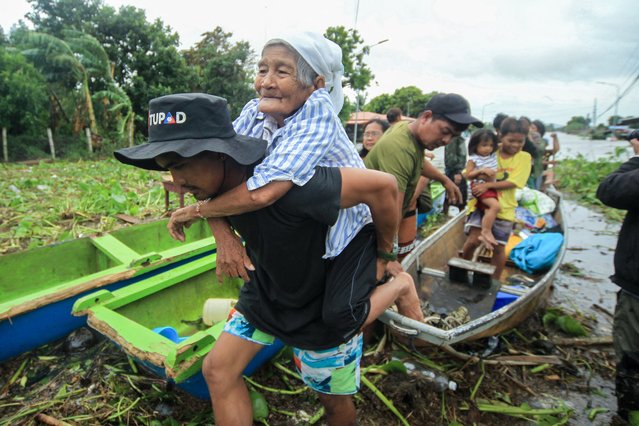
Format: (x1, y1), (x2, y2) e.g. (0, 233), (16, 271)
(509, 232), (564, 274)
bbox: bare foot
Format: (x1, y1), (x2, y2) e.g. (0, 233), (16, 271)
(393, 273), (424, 322)
(479, 230), (497, 250)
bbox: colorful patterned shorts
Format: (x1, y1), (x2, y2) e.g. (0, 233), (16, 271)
(224, 310), (363, 395)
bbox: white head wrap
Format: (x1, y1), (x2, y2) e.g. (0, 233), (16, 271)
(274, 32), (345, 114)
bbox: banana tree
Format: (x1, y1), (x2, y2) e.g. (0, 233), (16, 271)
(21, 30), (113, 136)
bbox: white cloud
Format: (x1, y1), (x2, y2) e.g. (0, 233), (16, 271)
(2, 0), (638, 125)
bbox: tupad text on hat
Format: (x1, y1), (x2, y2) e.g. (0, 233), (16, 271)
(149, 111), (186, 126)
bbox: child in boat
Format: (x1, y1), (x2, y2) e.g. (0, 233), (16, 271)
(462, 129), (500, 249)
(461, 117), (532, 280)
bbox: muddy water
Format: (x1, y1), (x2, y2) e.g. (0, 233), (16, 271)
(538, 198), (620, 425)
(521, 134), (623, 425)
(429, 132), (626, 424)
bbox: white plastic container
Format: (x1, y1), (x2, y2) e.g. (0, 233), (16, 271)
(202, 298), (236, 326)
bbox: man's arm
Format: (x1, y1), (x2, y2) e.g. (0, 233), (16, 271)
(408, 176), (429, 212)
(421, 159), (462, 205)
(167, 181), (294, 241)
(339, 167), (402, 279)
(167, 182), (293, 282)
(471, 179), (516, 197)
(549, 133), (560, 155)
(339, 168), (399, 255)
(597, 140), (639, 210)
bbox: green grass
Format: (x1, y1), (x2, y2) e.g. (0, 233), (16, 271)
(0, 155), (628, 254)
(554, 155), (626, 222)
(0, 159), (169, 254)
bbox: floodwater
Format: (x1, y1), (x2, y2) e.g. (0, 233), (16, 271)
(540, 133), (624, 425)
(540, 197), (620, 425)
(429, 131), (634, 168)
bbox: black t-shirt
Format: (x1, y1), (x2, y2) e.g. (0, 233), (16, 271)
(230, 167), (343, 349)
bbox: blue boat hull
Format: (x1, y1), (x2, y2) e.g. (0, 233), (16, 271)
(0, 251), (214, 363)
(139, 341), (285, 400)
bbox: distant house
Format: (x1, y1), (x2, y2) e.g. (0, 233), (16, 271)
(344, 111), (415, 143)
(620, 117), (639, 126)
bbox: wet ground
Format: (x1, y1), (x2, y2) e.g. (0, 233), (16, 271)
(534, 197), (620, 425)
(0, 133), (627, 425)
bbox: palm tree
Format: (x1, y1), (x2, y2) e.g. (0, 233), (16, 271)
(21, 30), (126, 137)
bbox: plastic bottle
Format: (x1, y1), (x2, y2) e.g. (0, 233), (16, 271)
(418, 369), (458, 392)
(202, 298), (236, 326)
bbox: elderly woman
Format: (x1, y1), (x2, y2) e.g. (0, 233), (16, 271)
(163, 33), (410, 425)
(167, 33), (374, 279)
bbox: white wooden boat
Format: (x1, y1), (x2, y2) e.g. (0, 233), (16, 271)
(379, 188), (566, 346)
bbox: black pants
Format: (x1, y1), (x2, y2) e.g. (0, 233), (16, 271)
(614, 290), (639, 420)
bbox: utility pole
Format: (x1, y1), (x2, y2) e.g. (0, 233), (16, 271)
(592, 98), (597, 128)
(596, 81), (620, 125)
(352, 39), (389, 143)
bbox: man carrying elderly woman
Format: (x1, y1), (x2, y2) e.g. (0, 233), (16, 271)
(160, 32), (423, 425)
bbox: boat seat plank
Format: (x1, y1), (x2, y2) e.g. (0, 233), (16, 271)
(447, 257), (496, 288)
(447, 257), (496, 275)
(91, 234), (142, 264)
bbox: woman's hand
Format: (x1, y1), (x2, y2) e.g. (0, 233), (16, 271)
(167, 204), (198, 241)
(215, 231), (254, 282)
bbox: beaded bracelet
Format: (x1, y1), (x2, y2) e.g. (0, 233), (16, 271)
(195, 198), (211, 219)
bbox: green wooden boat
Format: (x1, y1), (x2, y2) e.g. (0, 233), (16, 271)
(0, 218), (216, 362)
(72, 254), (284, 399)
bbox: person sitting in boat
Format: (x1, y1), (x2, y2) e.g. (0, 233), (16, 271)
(530, 119), (560, 189)
(461, 117), (531, 280)
(114, 93), (424, 426)
(165, 32), (375, 283)
(443, 135), (468, 214)
(386, 106), (403, 126)
(462, 129), (501, 249)
(364, 93), (479, 265)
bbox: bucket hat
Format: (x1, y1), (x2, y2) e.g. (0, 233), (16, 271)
(114, 93), (267, 171)
(425, 93), (483, 128)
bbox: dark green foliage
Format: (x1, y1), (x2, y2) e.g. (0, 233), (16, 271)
(0, 25), (7, 46)
(554, 155), (626, 221)
(26, 0), (103, 37)
(366, 86), (438, 117)
(589, 124), (608, 140)
(564, 116), (590, 134)
(0, 47), (49, 135)
(325, 26), (373, 92)
(26, 0), (193, 138)
(182, 27), (256, 119)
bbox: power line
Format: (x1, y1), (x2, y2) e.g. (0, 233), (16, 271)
(597, 73), (639, 120)
(616, 41), (639, 83)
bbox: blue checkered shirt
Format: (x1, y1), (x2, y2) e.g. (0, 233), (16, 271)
(233, 89), (371, 258)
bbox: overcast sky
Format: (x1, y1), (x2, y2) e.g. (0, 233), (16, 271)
(2, 0), (638, 126)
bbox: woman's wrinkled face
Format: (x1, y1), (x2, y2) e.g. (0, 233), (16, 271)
(255, 45), (314, 126)
(362, 122), (384, 151)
